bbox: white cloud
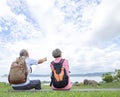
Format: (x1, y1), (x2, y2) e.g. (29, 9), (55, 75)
(90, 0), (120, 42)
(0, 0), (120, 76)
(0, 0), (11, 17)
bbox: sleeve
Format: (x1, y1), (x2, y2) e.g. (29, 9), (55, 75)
(26, 58), (38, 66)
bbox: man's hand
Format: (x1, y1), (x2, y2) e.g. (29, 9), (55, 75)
(44, 57), (47, 61)
(38, 57), (47, 64)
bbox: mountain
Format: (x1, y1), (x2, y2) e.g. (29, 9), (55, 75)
(2, 72), (114, 77)
(27, 72), (112, 77)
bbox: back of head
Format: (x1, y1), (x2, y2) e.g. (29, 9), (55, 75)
(52, 48), (62, 58)
(20, 49), (29, 57)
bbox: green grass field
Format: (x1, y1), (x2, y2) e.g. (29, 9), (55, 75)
(0, 82), (120, 97)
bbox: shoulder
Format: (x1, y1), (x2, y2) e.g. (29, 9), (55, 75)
(63, 59), (68, 64)
(62, 59), (69, 67)
(25, 57), (38, 66)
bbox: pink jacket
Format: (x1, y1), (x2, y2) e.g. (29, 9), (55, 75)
(50, 57), (72, 90)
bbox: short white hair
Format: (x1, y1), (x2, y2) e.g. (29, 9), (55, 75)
(52, 48), (62, 58)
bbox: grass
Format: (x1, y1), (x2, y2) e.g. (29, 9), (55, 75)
(73, 81), (120, 89)
(0, 81), (120, 97)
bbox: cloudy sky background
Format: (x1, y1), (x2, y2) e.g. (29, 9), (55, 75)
(0, 0), (120, 76)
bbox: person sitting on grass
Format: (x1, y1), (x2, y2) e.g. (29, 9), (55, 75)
(50, 48), (72, 90)
(11, 49), (47, 90)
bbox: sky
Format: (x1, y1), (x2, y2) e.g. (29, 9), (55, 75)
(0, 0), (120, 75)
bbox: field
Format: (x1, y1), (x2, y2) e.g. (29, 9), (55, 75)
(0, 81), (120, 97)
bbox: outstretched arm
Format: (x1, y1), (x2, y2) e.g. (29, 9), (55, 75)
(38, 57), (47, 64)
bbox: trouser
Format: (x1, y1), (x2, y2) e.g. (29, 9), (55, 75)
(12, 80), (41, 90)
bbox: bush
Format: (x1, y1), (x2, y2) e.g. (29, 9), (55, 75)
(102, 72), (114, 83)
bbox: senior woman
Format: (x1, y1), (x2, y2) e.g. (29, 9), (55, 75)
(50, 48), (72, 90)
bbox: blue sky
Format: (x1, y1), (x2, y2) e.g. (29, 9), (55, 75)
(0, 0), (120, 75)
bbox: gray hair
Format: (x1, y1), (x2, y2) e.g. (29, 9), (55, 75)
(20, 49), (28, 57)
(52, 48), (62, 58)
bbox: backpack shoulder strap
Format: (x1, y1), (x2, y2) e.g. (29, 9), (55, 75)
(59, 59), (65, 65)
(51, 61), (55, 65)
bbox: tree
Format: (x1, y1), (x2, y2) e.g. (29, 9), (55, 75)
(115, 69), (120, 80)
(102, 72), (114, 83)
